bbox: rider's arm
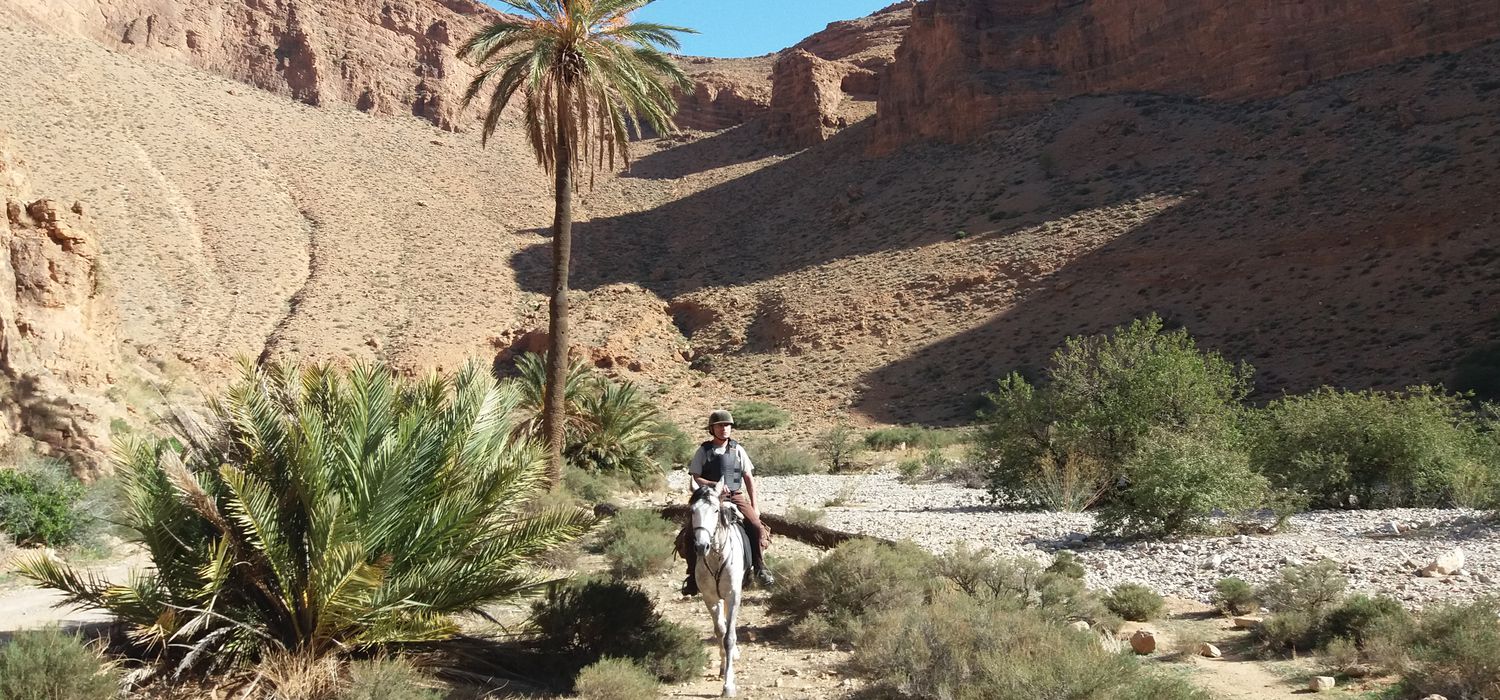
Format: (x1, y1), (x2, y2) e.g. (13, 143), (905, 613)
(743, 472), (757, 510)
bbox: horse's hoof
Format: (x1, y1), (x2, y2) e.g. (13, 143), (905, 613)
(732, 647), (741, 660)
(721, 688), (736, 698)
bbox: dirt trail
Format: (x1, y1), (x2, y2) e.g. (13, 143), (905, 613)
(0, 553), (145, 634)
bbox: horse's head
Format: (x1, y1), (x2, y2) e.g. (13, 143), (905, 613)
(690, 485), (726, 557)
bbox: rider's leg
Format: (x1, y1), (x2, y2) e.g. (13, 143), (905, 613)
(724, 491), (775, 586)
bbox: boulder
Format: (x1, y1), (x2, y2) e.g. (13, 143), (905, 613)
(1421, 548), (1465, 577)
(1197, 642), (1222, 658)
(1232, 616), (1264, 629)
(1128, 630), (1156, 655)
(1309, 676), (1336, 692)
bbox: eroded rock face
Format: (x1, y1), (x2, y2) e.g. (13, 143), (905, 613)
(0, 133), (120, 477)
(0, 0), (503, 131)
(874, 0), (1500, 150)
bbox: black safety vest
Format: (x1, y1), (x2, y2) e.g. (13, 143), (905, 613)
(698, 439), (744, 491)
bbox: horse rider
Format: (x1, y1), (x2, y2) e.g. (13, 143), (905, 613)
(681, 409), (776, 596)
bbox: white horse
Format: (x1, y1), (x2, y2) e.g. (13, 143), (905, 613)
(689, 485), (746, 698)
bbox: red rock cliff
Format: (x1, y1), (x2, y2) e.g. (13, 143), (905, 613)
(1, 0), (503, 130)
(875, 0), (1500, 150)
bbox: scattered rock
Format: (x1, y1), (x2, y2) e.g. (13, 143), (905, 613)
(1232, 616), (1264, 629)
(1069, 620), (1091, 632)
(1128, 630), (1156, 655)
(1197, 642), (1222, 658)
(1422, 548), (1465, 577)
(1310, 676), (1336, 692)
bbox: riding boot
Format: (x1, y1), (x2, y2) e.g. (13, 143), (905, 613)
(681, 548), (698, 596)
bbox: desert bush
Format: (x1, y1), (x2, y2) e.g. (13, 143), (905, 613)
(934, 544), (1113, 628)
(341, 657), (443, 700)
(816, 423), (861, 473)
(1251, 386), (1496, 508)
(1094, 429), (1267, 538)
(0, 627), (119, 700)
(1104, 584), (1165, 622)
(1322, 594), (1413, 648)
(730, 401), (789, 430)
(750, 440), (822, 475)
(647, 421), (696, 469)
(896, 457), (923, 482)
(977, 315), (1253, 508)
(864, 426), (964, 451)
(1256, 560), (1349, 652)
(599, 509), (677, 579)
(784, 505), (826, 527)
(19, 362), (595, 669)
(530, 579), (705, 684)
(573, 658), (659, 700)
(1398, 597), (1500, 698)
(1046, 551), (1086, 579)
(1212, 577), (1258, 615)
(854, 600), (1209, 700)
(563, 467), (617, 503)
(769, 539), (939, 645)
(0, 458), (87, 547)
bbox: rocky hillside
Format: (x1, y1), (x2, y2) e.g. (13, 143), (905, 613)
(1, 0), (1498, 475)
(875, 0), (1500, 150)
(0, 0), (502, 130)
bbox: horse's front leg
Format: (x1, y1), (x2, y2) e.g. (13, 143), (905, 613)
(700, 587), (726, 675)
(721, 586), (740, 698)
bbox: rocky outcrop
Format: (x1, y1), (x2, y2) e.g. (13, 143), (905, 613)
(0, 0), (503, 130)
(674, 58), (775, 132)
(0, 133), (120, 477)
(875, 0), (1500, 150)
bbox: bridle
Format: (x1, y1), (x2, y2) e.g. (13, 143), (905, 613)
(693, 495), (738, 589)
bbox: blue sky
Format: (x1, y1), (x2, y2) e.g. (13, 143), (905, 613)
(633, 0), (893, 57)
(482, 1), (896, 58)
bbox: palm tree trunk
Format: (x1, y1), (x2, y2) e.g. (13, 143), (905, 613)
(542, 86), (574, 489)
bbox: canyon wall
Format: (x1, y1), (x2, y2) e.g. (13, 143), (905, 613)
(0, 0), (503, 130)
(875, 0), (1500, 149)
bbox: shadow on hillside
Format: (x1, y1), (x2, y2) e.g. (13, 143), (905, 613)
(622, 121), (793, 180)
(510, 119), (988, 297)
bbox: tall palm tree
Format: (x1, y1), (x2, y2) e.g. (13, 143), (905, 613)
(460, 1), (693, 486)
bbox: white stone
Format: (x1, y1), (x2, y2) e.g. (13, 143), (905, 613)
(1310, 676), (1336, 692)
(1198, 642), (1222, 658)
(1423, 548), (1465, 576)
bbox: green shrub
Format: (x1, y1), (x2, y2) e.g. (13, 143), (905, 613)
(864, 426), (964, 451)
(0, 459), (87, 547)
(769, 539), (939, 645)
(1258, 560), (1347, 615)
(1104, 584), (1165, 622)
(1046, 551), (1086, 579)
(647, 421), (696, 469)
(564, 467), (617, 503)
(751, 440), (822, 476)
(1399, 597), (1500, 698)
(934, 544), (1112, 628)
(976, 315), (1252, 508)
(1212, 577), (1258, 615)
(0, 627), (119, 700)
(731, 401), (789, 430)
(896, 458), (923, 482)
(816, 423), (861, 473)
(784, 505), (826, 527)
(340, 657), (442, 700)
(573, 658), (659, 700)
(599, 510), (677, 580)
(1094, 429), (1266, 538)
(1323, 594), (1412, 648)
(1251, 386), (1496, 508)
(1258, 608), (1323, 653)
(569, 381), (666, 483)
(19, 362), (595, 669)
(854, 601), (1209, 700)
(530, 579), (705, 684)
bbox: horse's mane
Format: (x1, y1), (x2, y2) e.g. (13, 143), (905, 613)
(690, 485), (717, 505)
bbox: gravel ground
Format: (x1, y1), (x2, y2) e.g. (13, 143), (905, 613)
(669, 471), (1500, 607)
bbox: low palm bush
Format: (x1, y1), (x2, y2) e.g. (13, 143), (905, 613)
(511, 353), (665, 484)
(0, 627), (119, 700)
(18, 362), (594, 672)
